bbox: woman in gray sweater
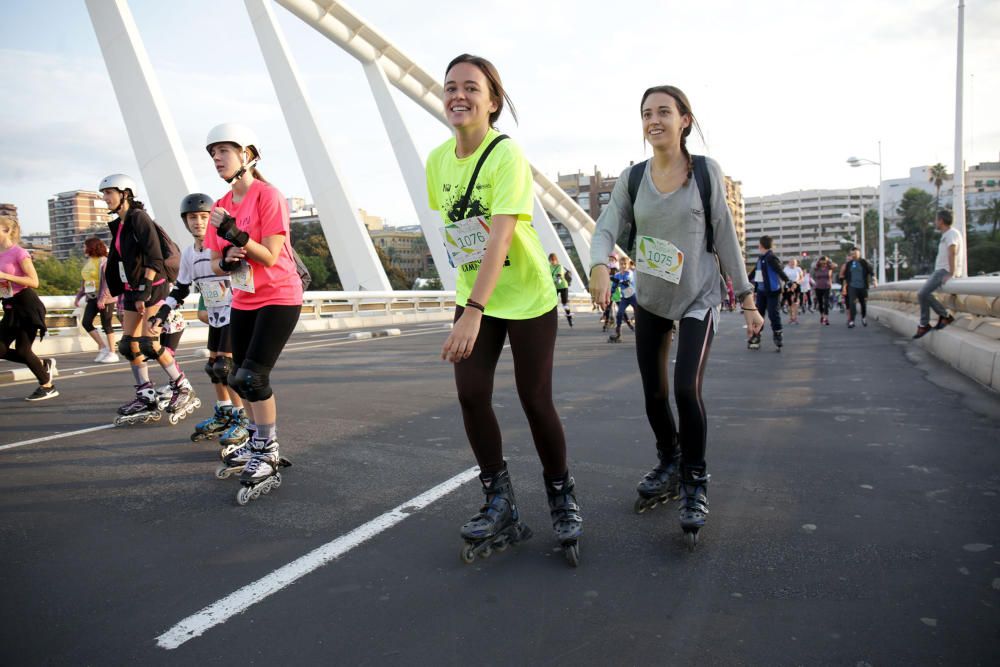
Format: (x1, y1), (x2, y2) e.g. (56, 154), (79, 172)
(589, 85), (763, 549)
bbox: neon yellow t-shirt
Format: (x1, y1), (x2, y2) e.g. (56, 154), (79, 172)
(426, 129), (556, 320)
(81, 257), (101, 294)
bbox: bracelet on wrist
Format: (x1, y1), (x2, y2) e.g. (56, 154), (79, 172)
(465, 299), (485, 313)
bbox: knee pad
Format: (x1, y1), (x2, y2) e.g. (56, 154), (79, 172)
(138, 336), (165, 361)
(212, 356), (234, 385)
(117, 336), (138, 361)
(230, 360), (273, 402)
(204, 358), (220, 384)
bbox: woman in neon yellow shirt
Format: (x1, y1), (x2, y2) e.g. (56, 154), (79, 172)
(426, 54), (582, 567)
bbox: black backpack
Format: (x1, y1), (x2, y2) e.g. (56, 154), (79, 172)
(618, 154), (715, 257)
(565, 270), (573, 286)
(130, 212), (181, 283)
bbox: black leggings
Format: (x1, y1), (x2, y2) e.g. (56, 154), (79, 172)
(1, 327), (48, 384)
(815, 288), (830, 316)
(81, 298), (114, 334)
(207, 324), (232, 354)
(229, 304), (301, 384)
(454, 306), (566, 478)
(634, 305), (715, 470)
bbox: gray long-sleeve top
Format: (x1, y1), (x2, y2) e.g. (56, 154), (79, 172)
(589, 157), (753, 321)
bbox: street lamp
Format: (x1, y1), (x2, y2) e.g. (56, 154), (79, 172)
(840, 212), (863, 258)
(846, 142), (886, 284)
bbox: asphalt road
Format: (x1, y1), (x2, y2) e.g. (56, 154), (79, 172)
(1, 310), (998, 666)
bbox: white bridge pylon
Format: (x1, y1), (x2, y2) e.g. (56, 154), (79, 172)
(87, 0), (595, 291)
(275, 0), (596, 272)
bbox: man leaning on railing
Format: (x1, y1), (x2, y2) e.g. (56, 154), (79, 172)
(913, 210), (963, 339)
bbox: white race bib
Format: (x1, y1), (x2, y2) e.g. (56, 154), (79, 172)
(636, 236), (685, 285)
(230, 262), (255, 294)
(0, 281), (12, 299)
(118, 261), (128, 284)
(752, 270), (762, 284)
(440, 216), (490, 268)
(199, 279), (232, 308)
(84, 279), (97, 295)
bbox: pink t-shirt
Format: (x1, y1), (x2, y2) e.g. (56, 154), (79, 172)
(204, 180), (303, 310)
(0, 245), (30, 298)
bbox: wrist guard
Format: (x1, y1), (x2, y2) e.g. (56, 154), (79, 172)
(218, 213), (250, 247)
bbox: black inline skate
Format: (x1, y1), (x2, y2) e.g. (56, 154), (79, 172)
(114, 382), (161, 426)
(235, 439), (291, 505)
(774, 329), (783, 353)
(634, 444), (681, 514)
(608, 325), (622, 343)
(678, 466), (710, 551)
(165, 375), (200, 425)
(545, 472), (583, 567)
(460, 466), (532, 564)
(747, 333), (761, 351)
(191, 404), (237, 443)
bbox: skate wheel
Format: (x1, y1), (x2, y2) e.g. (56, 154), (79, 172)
(685, 531), (698, 552)
(190, 433), (202, 442)
(564, 543), (580, 568)
(479, 545), (492, 559)
(460, 543), (476, 564)
(236, 486), (252, 506)
(214, 465), (230, 480)
(192, 399), (202, 409)
(151, 412), (161, 422)
(633, 498), (647, 514)
(272, 473), (282, 488)
(168, 413), (180, 425)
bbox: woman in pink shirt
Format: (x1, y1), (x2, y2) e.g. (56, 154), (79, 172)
(0, 216), (57, 401)
(204, 123), (302, 504)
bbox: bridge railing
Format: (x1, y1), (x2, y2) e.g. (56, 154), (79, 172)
(36, 290), (594, 337)
(869, 277), (1000, 391)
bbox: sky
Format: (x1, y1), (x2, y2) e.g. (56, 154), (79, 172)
(1, 0), (998, 235)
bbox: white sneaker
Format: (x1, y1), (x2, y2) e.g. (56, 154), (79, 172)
(99, 351), (120, 364)
(94, 348), (109, 362)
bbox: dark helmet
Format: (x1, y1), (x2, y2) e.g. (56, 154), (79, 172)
(180, 193), (214, 221)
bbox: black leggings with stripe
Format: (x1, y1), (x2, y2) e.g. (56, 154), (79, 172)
(634, 305), (715, 470)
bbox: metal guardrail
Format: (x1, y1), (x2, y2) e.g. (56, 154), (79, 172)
(38, 290), (593, 335)
(871, 277), (1000, 321)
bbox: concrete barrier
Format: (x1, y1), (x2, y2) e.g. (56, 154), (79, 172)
(869, 277), (1000, 392)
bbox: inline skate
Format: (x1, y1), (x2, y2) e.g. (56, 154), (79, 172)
(165, 375), (200, 425)
(115, 383), (161, 426)
(459, 467), (532, 564)
(634, 444), (681, 514)
(219, 410), (250, 453)
(191, 404), (237, 443)
(608, 325), (622, 343)
(678, 466), (710, 551)
(747, 333), (761, 351)
(774, 330), (783, 353)
(216, 429), (255, 479)
(545, 473), (583, 567)
(235, 440), (291, 505)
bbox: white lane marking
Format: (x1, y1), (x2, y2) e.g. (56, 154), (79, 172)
(156, 465), (480, 650)
(0, 424), (116, 452)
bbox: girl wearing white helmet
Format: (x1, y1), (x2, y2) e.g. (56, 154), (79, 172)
(204, 123), (302, 503)
(99, 174), (195, 424)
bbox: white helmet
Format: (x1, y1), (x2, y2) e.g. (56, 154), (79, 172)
(98, 173), (137, 195)
(206, 123), (260, 184)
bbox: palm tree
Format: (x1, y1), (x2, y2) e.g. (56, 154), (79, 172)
(980, 198), (1000, 237)
(929, 163), (948, 210)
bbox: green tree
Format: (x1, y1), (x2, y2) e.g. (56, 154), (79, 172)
(979, 198), (1000, 237)
(897, 188), (937, 273)
(418, 277), (444, 290)
(374, 245), (409, 290)
(34, 256), (85, 296)
(298, 254), (330, 290)
(967, 229), (1000, 275)
(928, 163), (948, 210)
